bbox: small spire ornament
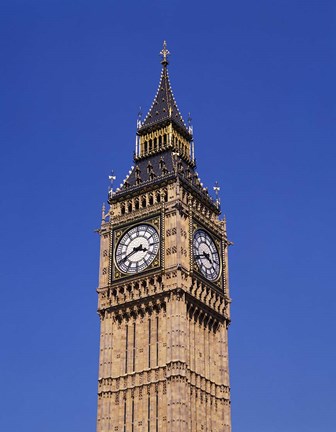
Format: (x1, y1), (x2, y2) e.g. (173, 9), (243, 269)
(213, 181), (221, 207)
(109, 171), (116, 187)
(101, 202), (106, 222)
(108, 171), (116, 199)
(160, 40), (170, 66)
(137, 107), (142, 129)
(188, 112), (193, 135)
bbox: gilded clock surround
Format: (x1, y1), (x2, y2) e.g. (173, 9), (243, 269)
(96, 43), (232, 432)
(111, 216), (162, 281)
(192, 228), (221, 283)
(191, 220), (223, 289)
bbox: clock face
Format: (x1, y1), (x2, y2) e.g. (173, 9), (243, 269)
(115, 224), (160, 274)
(193, 229), (220, 281)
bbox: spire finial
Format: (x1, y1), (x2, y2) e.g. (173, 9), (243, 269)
(137, 106), (142, 129)
(160, 40), (170, 67)
(108, 171), (116, 188)
(214, 181), (221, 207)
(188, 112), (193, 135)
(101, 202), (106, 222)
(108, 170), (116, 200)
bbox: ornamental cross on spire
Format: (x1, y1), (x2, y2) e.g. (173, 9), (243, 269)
(160, 40), (170, 66)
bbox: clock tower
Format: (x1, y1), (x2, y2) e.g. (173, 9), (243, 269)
(96, 42), (232, 432)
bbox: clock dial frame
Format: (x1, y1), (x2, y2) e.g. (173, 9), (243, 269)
(193, 229), (221, 281)
(115, 224), (160, 274)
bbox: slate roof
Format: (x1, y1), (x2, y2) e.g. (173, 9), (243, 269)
(120, 150), (186, 188)
(111, 149), (219, 213)
(138, 64), (191, 139)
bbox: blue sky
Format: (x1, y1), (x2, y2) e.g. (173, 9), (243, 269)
(0, 1), (335, 431)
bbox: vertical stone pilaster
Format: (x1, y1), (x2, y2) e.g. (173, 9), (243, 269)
(96, 395), (101, 432)
(166, 295), (173, 432)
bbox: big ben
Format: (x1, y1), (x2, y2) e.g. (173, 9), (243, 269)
(96, 42), (232, 432)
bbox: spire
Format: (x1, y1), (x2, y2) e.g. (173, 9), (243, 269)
(138, 41), (191, 140)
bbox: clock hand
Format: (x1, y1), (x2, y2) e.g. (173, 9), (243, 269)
(121, 244), (147, 262)
(203, 251), (212, 264)
(195, 251), (212, 264)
